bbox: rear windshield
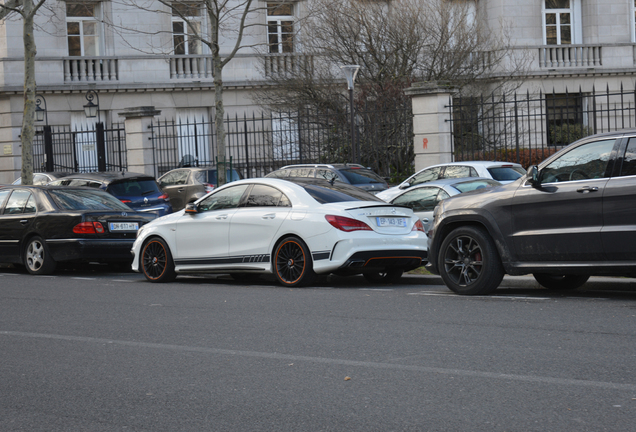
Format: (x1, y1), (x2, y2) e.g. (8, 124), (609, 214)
(487, 166), (525, 181)
(338, 168), (386, 185)
(301, 183), (383, 204)
(50, 189), (131, 211)
(195, 169), (242, 183)
(108, 179), (161, 197)
(452, 179), (501, 193)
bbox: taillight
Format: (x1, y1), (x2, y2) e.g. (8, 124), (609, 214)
(325, 215), (372, 232)
(120, 199), (132, 203)
(412, 219), (426, 233)
(73, 222), (105, 234)
(204, 183), (215, 193)
(158, 193), (170, 201)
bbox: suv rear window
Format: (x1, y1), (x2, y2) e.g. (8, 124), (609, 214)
(51, 189), (131, 210)
(301, 183), (383, 204)
(108, 179), (161, 197)
(487, 166), (525, 181)
(338, 168), (386, 185)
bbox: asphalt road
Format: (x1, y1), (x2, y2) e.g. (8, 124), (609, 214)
(1, 266), (636, 431)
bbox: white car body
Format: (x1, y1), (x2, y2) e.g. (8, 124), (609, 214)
(131, 178), (427, 286)
(378, 161), (524, 201)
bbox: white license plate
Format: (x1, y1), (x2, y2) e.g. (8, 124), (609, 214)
(376, 217), (407, 227)
(109, 222), (139, 231)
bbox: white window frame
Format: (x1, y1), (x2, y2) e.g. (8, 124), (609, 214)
(542, 0), (582, 45)
(66, 2), (102, 56)
(632, 0), (636, 43)
(171, 2), (204, 55)
(267, 2), (295, 54)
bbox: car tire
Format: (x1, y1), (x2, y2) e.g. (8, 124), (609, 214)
(273, 236), (315, 287)
(533, 273), (590, 290)
(24, 236), (57, 275)
(363, 269), (403, 284)
(438, 226), (504, 295)
(141, 238), (176, 283)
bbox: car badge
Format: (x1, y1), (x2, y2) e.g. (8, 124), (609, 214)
(391, 208), (397, 215)
(144, 197), (148, 204)
(121, 212), (127, 217)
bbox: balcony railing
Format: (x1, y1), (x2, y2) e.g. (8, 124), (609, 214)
(170, 55), (214, 79)
(264, 53), (314, 77)
(539, 45), (602, 68)
(64, 57), (119, 82)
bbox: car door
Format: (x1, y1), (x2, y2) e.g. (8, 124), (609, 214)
(602, 136), (636, 260)
(510, 138), (617, 262)
(159, 169), (190, 211)
(391, 186), (449, 232)
(0, 189), (37, 261)
(228, 184), (292, 259)
(174, 184), (250, 264)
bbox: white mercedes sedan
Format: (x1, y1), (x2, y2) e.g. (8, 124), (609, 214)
(131, 178), (427, 286)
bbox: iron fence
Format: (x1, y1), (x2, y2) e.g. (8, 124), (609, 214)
(33, 123), (127, 173)
(450, 84), (636, 167)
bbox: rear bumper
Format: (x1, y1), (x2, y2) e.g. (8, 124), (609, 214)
(339, 250), (427, 272)
(46, 238), (135, 263)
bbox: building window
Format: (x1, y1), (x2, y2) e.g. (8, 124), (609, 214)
(543, 0), (572, 45)
(267, 2), (294, 53)
(546, 93), (588, 146)
(66, 2), (101, 56)
(172, 2), (203, 55)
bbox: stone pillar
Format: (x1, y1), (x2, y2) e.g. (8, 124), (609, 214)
(118, 106), (161, 176)
(404, 82), (456, 172)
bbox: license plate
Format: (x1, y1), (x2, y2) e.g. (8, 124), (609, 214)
(109, 222), (139, 231)
(376, 217), (407, 227)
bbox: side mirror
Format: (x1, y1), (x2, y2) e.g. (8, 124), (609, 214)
(399, 182), (410, 190)
(527, 165), (540, 187)
(184, 202), (200, 214)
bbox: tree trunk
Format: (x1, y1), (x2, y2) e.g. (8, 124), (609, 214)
(214, 54), (227, 187)
(20, 0), (36, 185)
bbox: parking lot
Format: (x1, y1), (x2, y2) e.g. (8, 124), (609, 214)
(2, 267), (635, 431)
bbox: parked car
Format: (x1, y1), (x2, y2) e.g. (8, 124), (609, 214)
(266, 163), (389, 194)
(157, 166), (243, 211)
(427, 129), (636, 295)
(48, 172), (173, 216)
(0, 185), (157, 274)
(12, 171), (72, 185)
(385, 177), (501, 232)
(377, 161), (525, 201)
(132, 178), (427, 286)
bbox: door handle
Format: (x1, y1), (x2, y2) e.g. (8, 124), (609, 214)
(177, 188), (184, 192)
(576, 186), (599, 193)
(216, 214), (229, 220)
(421, 218), (429, 223)
(20, 219), (28, 225)
(262, 213), (276, 219)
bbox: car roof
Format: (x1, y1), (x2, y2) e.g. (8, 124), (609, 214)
(423, 161), (523, 168)
(402, 177), (499, 189)
(278, 163), (368, 170)
(59, 171), (155, 184)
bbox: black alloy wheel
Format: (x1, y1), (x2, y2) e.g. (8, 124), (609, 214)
(273, 236), (315, 287)
(24, 236), (57, 275)
(141, 238), (176, 283)
(438, 226), (504, 295)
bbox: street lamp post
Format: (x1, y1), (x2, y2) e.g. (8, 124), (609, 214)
(83, 89), (106, 171)
(341, 65), (360, 164)
(35, 94), (53, 171)
(35, 94), (48, 125)
(83, 89), (100, 122)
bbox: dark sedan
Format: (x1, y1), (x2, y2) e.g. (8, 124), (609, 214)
(0, 186), (157, 275)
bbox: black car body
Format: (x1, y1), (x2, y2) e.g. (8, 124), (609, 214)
(158, 166), (243, 211)
(0, 186), (157, 274)
(48, 171), (173, 216)
(265, 163), (389, 194)
(427, 129), (636, 295)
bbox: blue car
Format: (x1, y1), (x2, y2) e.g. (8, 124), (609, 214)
(48, 172), (173, 216)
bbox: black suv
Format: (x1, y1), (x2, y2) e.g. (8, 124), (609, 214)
(265, 163), (388, 194)
(427, 129), (636, 295)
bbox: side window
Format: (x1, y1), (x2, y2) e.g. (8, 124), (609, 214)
(24, 195), (37, 214)
(0, 189), (10, 209)
(619, 137), (636, 177)
(410, 167), (441, 186)
(198, 184), (250, 212)
(160, 170), (188, 187)
(68, 179), (91, 187)
(541, 139), (616, 183)
(243, 184), (290, 207)
(289, 167), (314, 177)
(33, 174), (49, 185)
(3, 190), (31, 215)
(441, 165), (474, 179)
(392, 187), (441, 212)
(316, 169), (339, 182)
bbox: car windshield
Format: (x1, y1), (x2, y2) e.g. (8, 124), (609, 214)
(50, 189), (132, 210)
(301, 182), (383, 204)
(452, 179), (501, 193)
(487, 166), (525, 181)
(338, 168), (386, 185)
(195, 169), (242, 183)
(108, 179), (161, 197)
